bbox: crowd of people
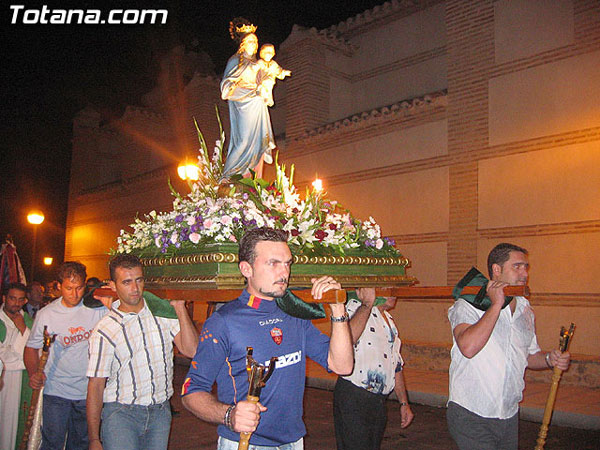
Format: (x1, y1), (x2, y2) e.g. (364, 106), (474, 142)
(0, 228), (570, 450)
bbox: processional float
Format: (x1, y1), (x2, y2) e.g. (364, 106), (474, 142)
(103, 17), (545, 449)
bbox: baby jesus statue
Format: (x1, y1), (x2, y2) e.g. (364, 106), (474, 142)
(257, 44), (291, 108)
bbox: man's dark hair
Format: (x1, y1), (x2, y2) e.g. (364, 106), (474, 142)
(239, 227), (288, 265)
(109, 254), (143, 281)
(86, 276), (101, 287)
(57, 261), (87, 284)
(487, 243), (529, 278)
(26, 281), (42, 295)
(3, 282), (27, 296)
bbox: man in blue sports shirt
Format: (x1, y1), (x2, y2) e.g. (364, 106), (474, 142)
(182, 227), (354, 449)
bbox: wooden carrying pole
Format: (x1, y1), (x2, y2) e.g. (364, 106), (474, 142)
(534, 323), (575, 450)
(104, 285), (530, 304)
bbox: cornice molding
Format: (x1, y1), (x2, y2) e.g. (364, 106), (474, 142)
(324, 0), (444, 38)
(291, 90), (447, 143)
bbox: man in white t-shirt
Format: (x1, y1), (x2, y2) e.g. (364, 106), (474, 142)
(24, 261), (107, 450)
(447, 243), (571, 450)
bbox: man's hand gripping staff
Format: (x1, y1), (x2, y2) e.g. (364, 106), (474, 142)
(236, 347), (278, 450)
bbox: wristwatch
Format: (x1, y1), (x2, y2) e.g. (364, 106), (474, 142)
(330, 312), (349, 323)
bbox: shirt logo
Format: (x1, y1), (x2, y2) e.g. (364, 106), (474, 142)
(62, 327), (92, 346)
(270, 327), (283, 345)
(259, 318), (283, 327)
(265, 350), (302, 369)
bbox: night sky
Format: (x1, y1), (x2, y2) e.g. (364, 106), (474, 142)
(1, 0), (384, 282)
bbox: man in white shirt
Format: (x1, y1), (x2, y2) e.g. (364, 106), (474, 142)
(334, 288), (414, 450)
(0, 282), (32, 450)
(86, 254), (199, 450)
(447, 243), (571, 449)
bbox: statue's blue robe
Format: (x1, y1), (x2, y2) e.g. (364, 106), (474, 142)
(220, 53), (275, 179)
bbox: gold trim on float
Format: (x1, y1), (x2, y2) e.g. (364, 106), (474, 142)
(142, 253), (410, 267)
(145, 274), (417, 290)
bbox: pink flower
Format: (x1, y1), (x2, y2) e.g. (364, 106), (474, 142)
(375, 239), (384, 250)
(189, 233), (201, 244)
(221, 215), (232, 225)
(229, 235), (237, 243)
(186, 216), (196, 225)
(203, 219), (213, 228)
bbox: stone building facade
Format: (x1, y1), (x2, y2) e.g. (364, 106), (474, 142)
(67, 1), (600, 387)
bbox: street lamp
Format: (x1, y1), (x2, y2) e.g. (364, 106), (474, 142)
(44, 257), (53, 266)
(27, 210), (45, 282)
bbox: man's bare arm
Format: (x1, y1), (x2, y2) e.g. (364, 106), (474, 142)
(24, 346), (45, 389)
(528, 350), (571, 371)
(394, 370), (414, 428)
(171, 300), (199, 358)
(182, 391), (265, 433)
(310, 277), (353, 375)
(453, 281), (507, 358)
(348, 288), (376, 345)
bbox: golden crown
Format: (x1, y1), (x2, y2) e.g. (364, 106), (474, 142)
(229, 18), (258, 41)
(236, 23), (257, 34)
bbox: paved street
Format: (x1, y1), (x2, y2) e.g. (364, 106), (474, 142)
(169, 363), (600, 449)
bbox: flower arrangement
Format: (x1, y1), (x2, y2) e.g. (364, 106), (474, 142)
(114, 110), (399, 258)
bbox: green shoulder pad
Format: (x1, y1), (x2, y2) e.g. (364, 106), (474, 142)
(276, 289), (326, 320)
(452, 267), (512, 311)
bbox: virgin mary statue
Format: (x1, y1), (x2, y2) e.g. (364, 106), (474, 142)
(220, 19), (275, 180)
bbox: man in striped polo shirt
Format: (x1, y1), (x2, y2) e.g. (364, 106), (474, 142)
(86, 254), (198, 450)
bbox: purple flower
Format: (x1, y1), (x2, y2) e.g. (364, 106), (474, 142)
(384, 237), (396, 246)
(175, 215), (184, 223)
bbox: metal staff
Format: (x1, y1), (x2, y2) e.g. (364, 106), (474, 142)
(238, 347), (277, 450)
(20, 326), (56, 450)
(534, 323), (575, 450)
